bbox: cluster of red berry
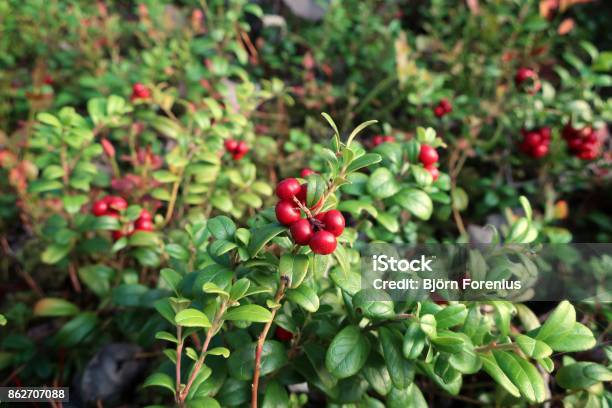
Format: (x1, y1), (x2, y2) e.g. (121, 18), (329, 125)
(433, 99), (452, 118)
(371, 135), (395, 147)
(562, 124), (601, 160)
(518, 127), (551, 159)
(419, 144), (440, 181)
(300, 168), (316, 177)
(515, 67), (541, 94)
(274, 178), (345, 255)
(131, 83), (151, 102)
(92, 196), (153, 240)
(224, 139), (249, 161)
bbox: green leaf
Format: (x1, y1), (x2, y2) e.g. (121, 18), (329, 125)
(247, 223), (287, 257)
(379, 326), (415, 389)
(374, 211), (399, 233)
(53, 312), (98, 347)
(362, 353), (392, 396)
(516, 335), (552, 359)
(491, 350), (546, 403)
(224, 305), (272, 322)
(206, 347), (231, 358)
(346, 120), (378, 147)
(175, 309), (211, 328)
(346, 153), (382, 173)
(420, 314), (437, 338)
(143, 372), (176, 395)
(480, 353), (521, 398)
(393, 188), (433, 220)
(543, 322), (596, 352)
(279, 254), (309, 288)
(535, 300), (575, 344)
(387, 384), (427, 408)
(228, 341), (287, 380)
(34, 298), (79, 317)
(151, 116), (182, 139)
(352, 289), (395, 319)
(229, 278), (250, 302)
(556, 362), (612, 390)
(155, 331), (178, 343)
(78, 264), (115, 296)
(286, 285), (320, 313)
(434, 304), (467, 329)
(262, 380), (289, 408)
(37, 112), (62, 127)
(367, 168), (400, 199)
(41, 243), (72, 264)
(403, 321), (426, 360)
(207, 216), (236, 240)
(160, 268), (182, 292)
(0, 314), (6, 326)
(325, 325), (370, 379)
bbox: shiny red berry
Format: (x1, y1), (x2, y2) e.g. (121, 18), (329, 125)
(290, 218), (314, 245)
(134, 218), (154, 231)
(276, 178), (301, 201)
(275, 326), (293, 342)
(439, 99), (452, 113)
(425, 164), (439, 181)
(539, 127), (551, 141)
(524, 132), (542, 148)
(300, 168), (316, 177)
(383, 136), (396, 143)
(419, 145), (439, 165)
(139, 209), (152, 221)
(224, 139), (238, 152)
(275, 201), (301, 225)
(236, 141), (249, 155)
(532, 143), (549, 158)
(372, 135), (384, 146)
(92, 200), (108, 216)
(107, 196), (127, 211)
(433, 106), (445, 118)
(309, 230), (337, 255)
(321, 210), (345, 237)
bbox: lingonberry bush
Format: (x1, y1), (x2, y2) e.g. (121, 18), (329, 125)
(0, 1), (611, 407)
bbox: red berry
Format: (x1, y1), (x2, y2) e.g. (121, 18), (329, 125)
(321, 210), (345, 237)
(531, 143), (549, 158)
(439, 99), (452, 113)
(139, 209), (152, 221)
(235, 141), (249, 155)
(112, 230), (124, 241)
(433, 106), (445, 118)
(425, 164), (439, 181)
(107, 196), (127, 211)
(224, 139), (238, 152)
(539, 127), (551, 141)
(309, 230), (337, 255)
(275, 326), (293, 342)
(92, 200), (108, 216)
(135, 218), (154, 231)
(275, 201), (301, 225)
(300, 168), (316, 177)
(524, 132), (542, 148)
(578, 149), (597, 160)
(276, 178), (301, 201)
(515, 67), (535, 86)
(372, 135), (384, 146)
(419, 145), (439, 165)
(568, 138), (583, 152)
(383, 136), (396, 143)
(290, 218), (314, 245)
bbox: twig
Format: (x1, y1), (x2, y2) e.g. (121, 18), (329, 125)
(251, 277), (288, 408)
(178, 301), (228, 403)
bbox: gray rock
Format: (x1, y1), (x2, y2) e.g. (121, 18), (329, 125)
(79, 343), (145, 404)
(283, 0), (327, 21)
